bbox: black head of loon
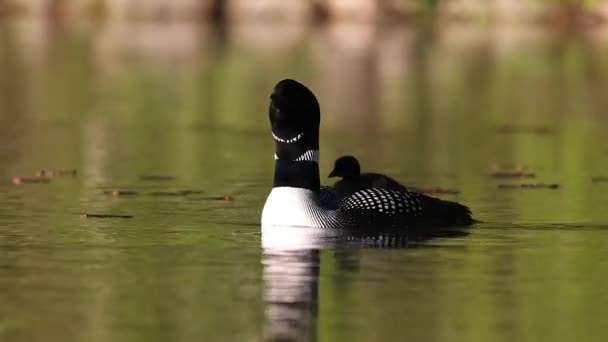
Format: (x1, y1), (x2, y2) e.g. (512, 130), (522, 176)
(269, 79), (322, 191)
(270, 79), (320, 160)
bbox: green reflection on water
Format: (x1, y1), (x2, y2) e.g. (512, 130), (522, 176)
(1, 21), (608, 342)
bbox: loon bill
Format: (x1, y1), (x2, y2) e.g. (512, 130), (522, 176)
(261, 79), (475, 229)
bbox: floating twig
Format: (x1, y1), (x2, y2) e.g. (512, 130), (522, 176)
(36, 169), (77, 177)
(490, 171), (536, 178)
(591, 177), (608, 183)
(497, 125), (553, 135)
(200, 194), (235, 201)
(150, 191), (183, 197)
(498, 183), (560, 189)
(139, 175), (176, 181)
(490, 163), (535, 178)
(179, 190), (204, 195)
(12, 177), (51, 185)
(104, 190), (139, 197)
(150, 190), (204, 197)
(408, 187), (460, 195)
(79, 213), (133, 219)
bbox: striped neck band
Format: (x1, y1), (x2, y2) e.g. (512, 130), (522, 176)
(274, 150), (319, 163)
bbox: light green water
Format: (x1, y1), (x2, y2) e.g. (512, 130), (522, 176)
(1, 21), (608, 341)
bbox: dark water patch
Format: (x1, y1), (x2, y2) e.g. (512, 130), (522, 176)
(490, 171), (536, 178)
(138, 175), (177, 181)
(496, 124), (554, 135)
(103, 190), (140, 197)
(189, 194), (235, 202)
(95, 184), (180, 190)
(101, 189), (206, 197)
(78, 213), (134, 219)
(149, 190), (205, 197)
(407, 186), (460, 195)
(469, 222), (608, 231)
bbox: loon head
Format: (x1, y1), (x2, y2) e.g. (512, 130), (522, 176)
(269, 79), (320, 161)
(328, 156), (361, 179)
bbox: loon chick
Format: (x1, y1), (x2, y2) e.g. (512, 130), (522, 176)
(329, 155), (408, 197)
(261, 79), (474, 229)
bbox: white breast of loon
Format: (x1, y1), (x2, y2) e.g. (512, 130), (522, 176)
(262, 186), (424, 229)
(261, 187), (344, 228)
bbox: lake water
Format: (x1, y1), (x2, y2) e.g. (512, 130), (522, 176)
(1, 20), (608, 341)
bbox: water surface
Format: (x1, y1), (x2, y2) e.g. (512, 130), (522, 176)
(1, 21), (608, 341)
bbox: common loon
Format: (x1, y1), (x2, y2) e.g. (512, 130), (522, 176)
(329, 155), (408, 198)
(261, 79), (474, 229)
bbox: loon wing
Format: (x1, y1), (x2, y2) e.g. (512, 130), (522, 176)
(319, 186), (341, 209)
(340, 188), (473, 227)
(341, 188), (423, 217)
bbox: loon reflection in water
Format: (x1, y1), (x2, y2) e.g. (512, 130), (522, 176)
(261, 227), (469, 341)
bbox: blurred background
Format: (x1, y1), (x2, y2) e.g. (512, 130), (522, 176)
(2, 0), (608, 219)
(2, 1), (608, 342)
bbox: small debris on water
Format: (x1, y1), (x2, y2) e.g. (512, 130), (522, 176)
(498, 183), (560, 189)
(408, 187), (460, 195)
(36, 169), (77, 177)
(591, 177), (608, 183)
(490, 164), (534, 178)
(201, 194), (235, 201)
(179, 190), (204, 195)
(12, 176), (51, 185)
(12, 168), (78, 185)
(490, 171), (535, 178)
(139, 175), (176, 181)
(150, 190), (204, 197)
(497, 125), (553, 135)
(79, 213), (133, 219)
(104, 190), (139, 197)
(150, 191), (182, 197)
